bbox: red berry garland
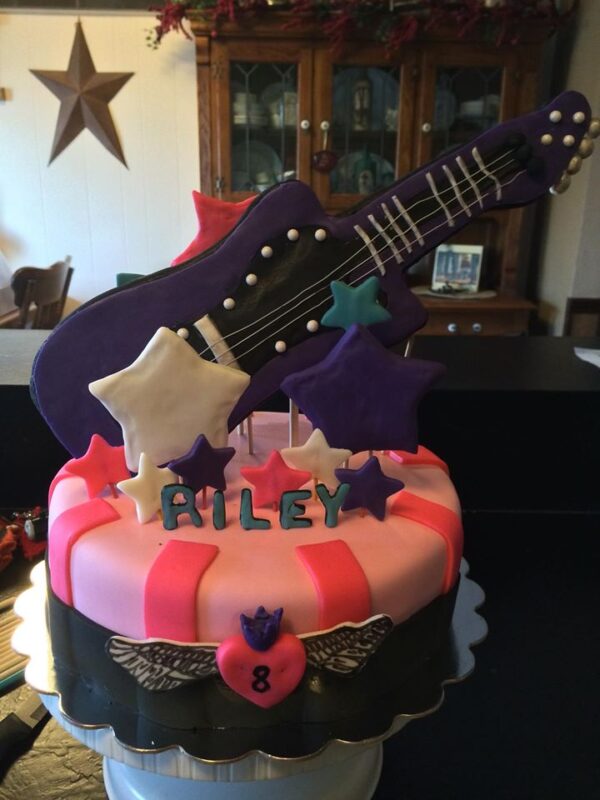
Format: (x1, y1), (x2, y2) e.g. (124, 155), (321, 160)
(148, 0), (577, 50)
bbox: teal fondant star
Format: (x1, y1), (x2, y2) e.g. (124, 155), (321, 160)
(320, 276), (392, 331)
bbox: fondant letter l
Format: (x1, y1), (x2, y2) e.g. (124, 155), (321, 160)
(240, 488), (271, 530)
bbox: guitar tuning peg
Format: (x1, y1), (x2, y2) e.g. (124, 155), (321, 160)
(550, 173), (571, 195)
(588, 118), (600, 139)
(578, 136), (594, 159)
(566, 155), (582, 175)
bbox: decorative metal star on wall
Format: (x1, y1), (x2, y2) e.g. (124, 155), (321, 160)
(31, 21), (133, 166)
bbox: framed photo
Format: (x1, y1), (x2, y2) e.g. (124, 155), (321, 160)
(431, 244), (484, 294)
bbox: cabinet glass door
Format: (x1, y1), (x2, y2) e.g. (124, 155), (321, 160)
(210, 42), (312, 200)
(416, 46), (517, 167)
(328, 65), (400, 196)
(312, 48), (416, 212)
(431, 66), (502, 159)
(229, 61), (298, 193)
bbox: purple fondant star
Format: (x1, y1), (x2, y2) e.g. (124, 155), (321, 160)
(281, 325), (445, 453)
(168, 434), (235, 492)
(335, 457), (404, 521)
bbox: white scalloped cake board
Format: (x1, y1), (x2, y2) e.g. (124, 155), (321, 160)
(12, 560), (486, 799)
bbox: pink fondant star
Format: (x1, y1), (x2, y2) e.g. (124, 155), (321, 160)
(241, 451), (312, 508)
(66, 433), (130, 498)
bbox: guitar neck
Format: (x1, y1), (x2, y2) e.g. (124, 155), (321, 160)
(336, 137), (520, 278)
(335, 89), (595, 276)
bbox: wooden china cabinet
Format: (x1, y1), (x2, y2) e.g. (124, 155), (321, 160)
(190, 11), (553, 335)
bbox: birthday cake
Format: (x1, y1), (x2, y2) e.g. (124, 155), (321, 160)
(43, 324), (462, 757)
(32, 91), (593, 757)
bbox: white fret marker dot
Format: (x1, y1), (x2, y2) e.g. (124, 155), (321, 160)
(563, 135), (576, 147)
(314, 228), (327, 242)
(275, 340), (287, 353)
(176, 328), (189, 339)
(245, 273), (257, 286)
(549, 110), (562, 123)
(261, 245), (273, 258)
(287, 228), (299, 242)
(223, 297), (235, 310)
(541, 134), (553, 146)
(573, 111), (586, 124)
(306, 319), (319, 333)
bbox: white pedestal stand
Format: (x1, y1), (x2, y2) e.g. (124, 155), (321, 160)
(13, 561), (486, 800)
(41, 691), (393, 800)
(102, 743), (383, 800)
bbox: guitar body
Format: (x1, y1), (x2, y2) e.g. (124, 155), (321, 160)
(32, 91), (592, 457)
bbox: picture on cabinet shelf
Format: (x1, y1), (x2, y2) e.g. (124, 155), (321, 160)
(431, 244), (484, 295)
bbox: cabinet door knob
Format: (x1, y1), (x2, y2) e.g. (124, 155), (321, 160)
(300, 119), (311, 131)
(421, 121), (432, 134)
(472, 322), (483, 334)
(447, 322), (458, 334)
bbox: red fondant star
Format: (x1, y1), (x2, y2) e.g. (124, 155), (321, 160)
(171, 191), (256, 266)
(66, 434), (130, 498)
(241, 451), (312, 508)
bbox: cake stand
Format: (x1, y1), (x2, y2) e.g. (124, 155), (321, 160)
(12, 560), (486, 800)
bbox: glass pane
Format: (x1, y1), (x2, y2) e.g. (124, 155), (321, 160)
(329, 65), (400, 196)
(230, 62), (298, 193)
(432, 66), (502, 158)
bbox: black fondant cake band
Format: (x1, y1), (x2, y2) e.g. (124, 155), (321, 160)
(47, 575), (459, 760)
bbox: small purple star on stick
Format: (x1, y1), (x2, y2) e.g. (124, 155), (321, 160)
(335, 457), (404, 521)
(168, 434), (235, 492)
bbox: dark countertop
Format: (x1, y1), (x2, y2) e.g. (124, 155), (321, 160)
(1, 511), (599, 799)
(0, 331), (48, 387)
(3, 331), (600, 391)
(410, 336), (600, 393)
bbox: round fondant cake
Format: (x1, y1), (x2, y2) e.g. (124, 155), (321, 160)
(44, 416), (462, 759)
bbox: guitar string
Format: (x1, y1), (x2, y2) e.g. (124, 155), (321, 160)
(216, 153), (518, 367)
(224, 168), (525, 368)
(223, 168), (526, 369)
(195, 147), (517, 361)
(199, 151), (512, 356)
(195, 148), (514, 357)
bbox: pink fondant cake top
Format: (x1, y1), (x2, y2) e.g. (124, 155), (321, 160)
(48, 413), (462, 643)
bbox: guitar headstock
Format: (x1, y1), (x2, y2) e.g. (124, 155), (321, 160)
(475, 90), (597, 207)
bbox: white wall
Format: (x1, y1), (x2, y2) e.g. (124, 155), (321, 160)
(537, 0), (600, 334)
(0, 11), (199, 309)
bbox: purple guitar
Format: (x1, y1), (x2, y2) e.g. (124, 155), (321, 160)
(32, 91), (593, 457)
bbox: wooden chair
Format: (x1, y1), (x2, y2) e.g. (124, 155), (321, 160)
(0, 259), (73, 329)
(563, 297), (600, 336)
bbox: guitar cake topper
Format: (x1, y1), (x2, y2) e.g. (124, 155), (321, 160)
(32, 91), (596, 458)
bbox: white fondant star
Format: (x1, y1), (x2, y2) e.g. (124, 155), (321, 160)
(89, 327), (250, 471)
(281, 428), (352, 487)
(117, 453), (177, 523)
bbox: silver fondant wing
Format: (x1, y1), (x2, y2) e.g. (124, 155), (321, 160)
(301, 614), (394, 675)
(107, 636), (219, 691)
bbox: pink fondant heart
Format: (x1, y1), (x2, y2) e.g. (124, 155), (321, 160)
(216, 633), (306, 708)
